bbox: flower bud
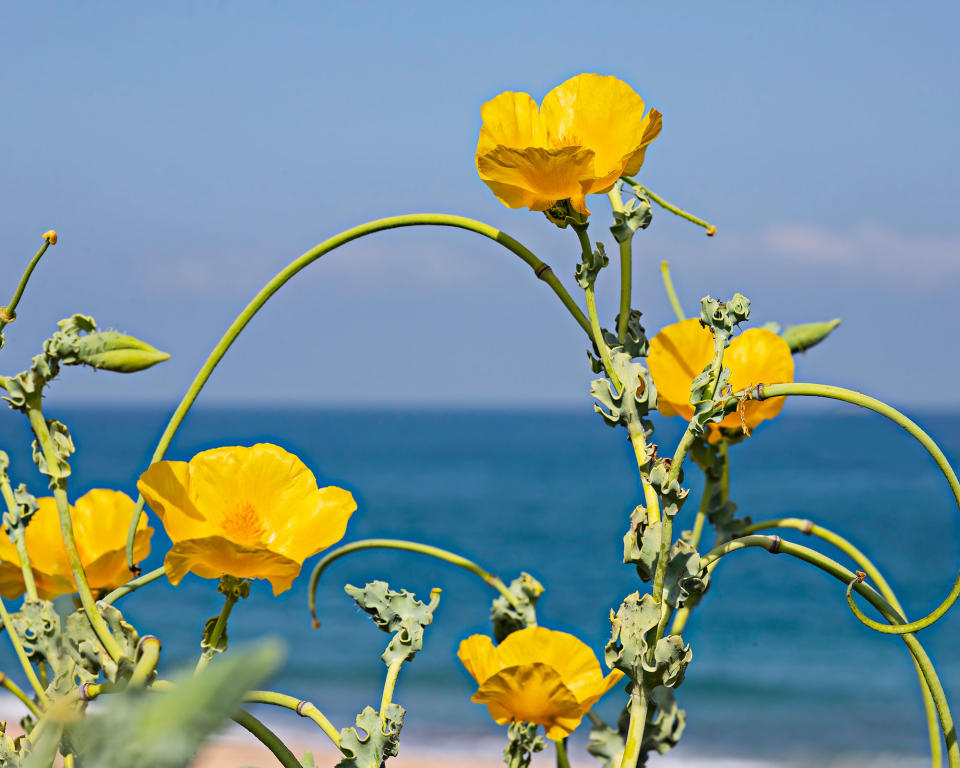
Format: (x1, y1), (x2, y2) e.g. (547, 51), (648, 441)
(780, 318), (841, 354)
(72, 331), (170, 373)
(42, 230), (58, 245)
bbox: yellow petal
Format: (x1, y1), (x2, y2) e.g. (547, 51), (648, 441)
(620, 108), (663, 178)
(473, 662), (584, 739)
(0, 562), (26, 599)
(458, 634), (502, 684)
(22, 497), (72, 577)
(477, 145), (595, 213)
(138, 460), (211, 540)
(580, 669), (626, 710)
(164, 536), (302, 595)
(495, 626), (604, 704)
(72, 490), (152, 582)
(647, 319), (714, 420)
(476, 91), (545, 159)
(268, 488), (355, 564)
(541, 74), (660, 192)
(718, 329), (794, 430)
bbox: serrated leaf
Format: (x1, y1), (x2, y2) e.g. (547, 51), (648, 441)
(491, 573), (543, 642)
(336, 704), (404, 768)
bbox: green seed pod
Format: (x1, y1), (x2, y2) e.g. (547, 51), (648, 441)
(72, 331), (170, 372)
(780, 318), (841, 354)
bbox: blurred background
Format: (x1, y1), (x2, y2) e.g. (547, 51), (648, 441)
(1, 2), (959, 765)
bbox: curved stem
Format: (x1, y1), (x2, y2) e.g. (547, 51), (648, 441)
(0, 669), (42, 718)
(101, 566), (165, 605)
(307, 538), (517, 627)
(26, 405), (124, 662)
(129, 636), (161, 688)
(233, 710), (303, 768)
(126, 214), (590, 569)
(585, 285), (620, 392)
(702, 534), (959, 767)
(0, 238), (53, 340)
(196, 590), (238, 674)
(0, 596), (48, 706)
(659, 261), (686, 322)
(0, 474), (37, 601)
(752, 382), (960, 634)
(244, 690), (341, 748)
(379, 659), (403, 725)
(621, 179), (716, 236)
(618, 688), (649, 768)
(744, 517), (942, 767)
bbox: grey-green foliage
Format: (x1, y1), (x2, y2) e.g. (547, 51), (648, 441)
(31, 419), (74, 480)
(335, 705), (404, 768)
(687, 294), (751, 434)
(623, 506), (662, 582)
(600, 310), (650, 360)
(645, 459), (688, 519)
(575, 241), (609, 289)
(587, 688), (685, 768)
(591, 351), (656, 441)
(70, 641), (283, 768)
(2, 315), (168, 413)
(344, 581), (440, 665)
(491, 572), (543, 642)
(780, 318), (841, 353)
(605, 592), (691, 689)
(609, 191), (653, 244)
(688, 442), (751, 544)
(503, 721), (545, 768)
(63, 603), (140, 683)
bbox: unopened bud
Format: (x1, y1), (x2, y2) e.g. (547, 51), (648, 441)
(780, 319), (841, 354)
(42, 230), (58, 245)
(72, 331), (170, 373)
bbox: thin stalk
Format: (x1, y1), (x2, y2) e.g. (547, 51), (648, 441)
(26, 405), (124, 661)
(0, 670), (42, 718)
(101, 566), (165, 605)
(701, 534), (959, 767)
(380, 659), (403, 726)
(630, 432), (661, 524)
(0, 596), (48, 706)
(128, 636), (161, 688)
(617, 239), (633, 344)
(307, 538), (518, 627)
(744, 517), (942, 768)
(621, 179), (716, 235)
(0, 236), (54, 339)
(618, 688), (649, 768)
(126, 213), (590, 569)
(659, 261), (686, 322)
(754, 382), (960, 634)
(195, 590), (238, 674)
(585, 286), (620, 391)
(687, 475), (714, 550)
(0, 475), (37, 601)
(244, 690), (341, 749)
(233, 710), (303, 768)
(555, 737), (571, 768)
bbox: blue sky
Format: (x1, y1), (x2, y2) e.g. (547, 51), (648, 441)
(1, 2), (958, 407)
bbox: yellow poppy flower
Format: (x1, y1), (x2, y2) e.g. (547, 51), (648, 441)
(458, 626), (623, 740)
(647, 319), (794, 440)
(0, 489), (152, 600)
(476, 73), (662, 215)
(137, 443), (356, 596)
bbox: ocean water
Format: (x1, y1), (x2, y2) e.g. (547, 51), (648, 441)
(1, 404), (958, 765)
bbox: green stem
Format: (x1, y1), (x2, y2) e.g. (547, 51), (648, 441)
(555, 737), (571, 768)
(617, 238), (633, 345)
(128, 636), (161, 688)
(659, 261), (686, 322)
(743, 517), (942, 768)
(0, 474), (37, 601)
(26, 404), (124, 662)
(618, 688), (649, 768)
(585, 285), (621, 392)
(125, 213), (590, 569)
(195, 590), (238, 673)
(630, 432), (661, 524)
(232, 710), (303, 768)
(687, 475), (713, 550)
(701, 534), (959, 768)
(0, 237), (53, 339)
(101, 566), (165, 605)
(244, 690), (341, 749)
(0, 669), (42, 718)
(380, 659), (403, 725)
(0, 595), (48, 706)
(622, 179), (716, 235)
(753, 382), (960, 634)
(307, 538), (518, 627)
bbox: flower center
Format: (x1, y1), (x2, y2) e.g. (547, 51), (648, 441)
(220, 502), (269, 548)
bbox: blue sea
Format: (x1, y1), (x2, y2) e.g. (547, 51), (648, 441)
(2, 404), (959, 765)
